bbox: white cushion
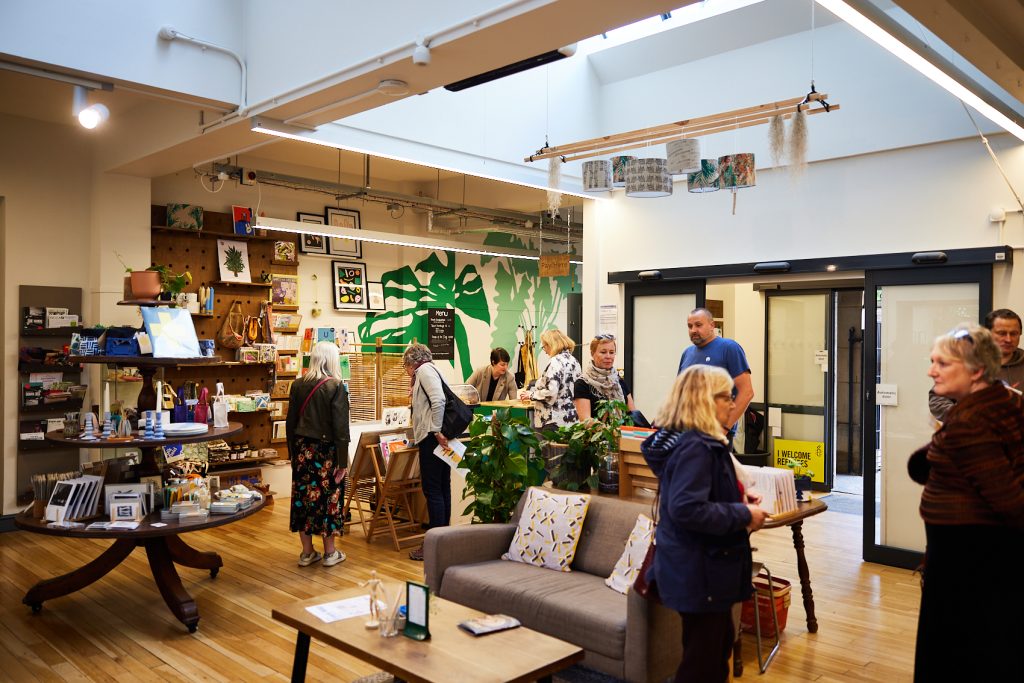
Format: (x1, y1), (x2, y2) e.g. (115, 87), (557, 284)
(604, 513), (654, 594)
(504, 488), (590, 572)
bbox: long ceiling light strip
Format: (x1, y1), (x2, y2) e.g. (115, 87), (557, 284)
(250, 117), (601, 201)
(815, 0), (1024, 143)
(254, 216), (582, 264)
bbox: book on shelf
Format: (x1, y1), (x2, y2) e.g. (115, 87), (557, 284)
(457, 614), (521, 636)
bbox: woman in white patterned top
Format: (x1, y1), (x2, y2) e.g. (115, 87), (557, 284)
(524, 329), (582, 429)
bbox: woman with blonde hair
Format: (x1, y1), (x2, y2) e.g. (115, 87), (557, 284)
(523, 328), (582, 428)
(286, 341), (350, 568)
(574, 334), (635, 421)
(908, 324), (1024, 681)
(641, 364), (769, 682)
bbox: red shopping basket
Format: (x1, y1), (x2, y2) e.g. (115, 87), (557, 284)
(740, 572), (791, 637)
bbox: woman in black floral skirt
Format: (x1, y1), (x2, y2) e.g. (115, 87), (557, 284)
(286, 341), (350, 567)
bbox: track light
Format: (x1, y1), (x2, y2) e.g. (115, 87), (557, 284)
(412, 38), (431, 66)
(72, 85), (109, 129)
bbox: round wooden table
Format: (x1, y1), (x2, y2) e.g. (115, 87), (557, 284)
(15, 496), (267, 632)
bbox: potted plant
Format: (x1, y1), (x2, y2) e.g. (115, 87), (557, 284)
(148, 264), (193, 303)
(544, 399), (633, 492)
(784, 459), (814, 501)
(458, 409), (547, 523)
(116, 252), (161, 300)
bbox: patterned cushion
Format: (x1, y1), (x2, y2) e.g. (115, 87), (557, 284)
(504, 488), (590, 572)
(604, 513), (654, 594)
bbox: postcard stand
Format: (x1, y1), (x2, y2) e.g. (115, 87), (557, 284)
(364, 446), (425, 551)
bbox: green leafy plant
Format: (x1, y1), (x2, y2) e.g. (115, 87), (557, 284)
(784, 459), (814, 479)
(459, 409), (547, 523)
(148, 264), (193, 297)
(223, 245), (245, 276)
(543, 399), (632, 491)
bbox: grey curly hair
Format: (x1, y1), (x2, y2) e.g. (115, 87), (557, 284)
(402, 342), (433, 368)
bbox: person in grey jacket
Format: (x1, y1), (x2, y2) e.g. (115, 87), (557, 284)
(404, 343), (449, 561)
(286, 341), (350, 568)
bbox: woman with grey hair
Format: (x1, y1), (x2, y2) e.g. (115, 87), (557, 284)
(286, 341), (350, 568)
(908, 324), (1024, 681)
(403, 342), (450, 561)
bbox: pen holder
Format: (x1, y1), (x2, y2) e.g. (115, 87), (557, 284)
(378, 614), (401, 638)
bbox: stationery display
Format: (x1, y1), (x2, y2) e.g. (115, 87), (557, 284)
(741, 465), (798, 515)
(45, 474), (104, 523)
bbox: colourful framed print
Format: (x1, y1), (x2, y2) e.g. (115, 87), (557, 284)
(231, 205), (254, 236)
(326, 207), (362, 259)
(274, 240), (297, 263)
(331, 260), (368, 311)
(271, 274), (299, 309)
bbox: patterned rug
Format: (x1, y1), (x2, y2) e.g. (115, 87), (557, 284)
(818, 492), (877, 516)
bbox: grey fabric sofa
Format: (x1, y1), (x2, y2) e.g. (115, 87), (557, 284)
(423, 489), (680, 683)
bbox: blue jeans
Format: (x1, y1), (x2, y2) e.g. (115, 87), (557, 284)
(418, 433), (451, 529)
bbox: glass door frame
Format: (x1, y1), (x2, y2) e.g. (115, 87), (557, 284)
(623, 279), (705, 391)
(862, 265), (992, 568)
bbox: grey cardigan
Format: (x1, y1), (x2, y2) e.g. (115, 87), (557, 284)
(466, 365), (518, 402)
(411, 363), (446, 445)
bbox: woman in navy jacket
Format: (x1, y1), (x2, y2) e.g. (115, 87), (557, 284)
(642, 364), (769, 682)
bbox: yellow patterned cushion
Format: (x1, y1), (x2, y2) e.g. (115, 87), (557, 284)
(605, 513), (654, 594)
(504, 488), (591, 572)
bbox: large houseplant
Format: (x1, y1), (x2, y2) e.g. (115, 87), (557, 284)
(544, 399), (633, 492)
(459, 409), (547, 523)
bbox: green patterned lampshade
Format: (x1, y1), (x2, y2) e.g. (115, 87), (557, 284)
(687, 159), (720, 193)
(718, 153), (756, 188)
(610, 155), (637, 188)
(582, 160), (612, 192)
(625, 158), (673, 198)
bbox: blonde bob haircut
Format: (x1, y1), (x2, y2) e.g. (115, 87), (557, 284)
(656, 365), (733, 443)
(304, 341), (342, 382)
(933, 324), (1001, 384)
(540, 328), (576, 355)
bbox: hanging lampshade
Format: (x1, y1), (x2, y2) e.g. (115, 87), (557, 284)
(666, 139), (701, 175)
(687, 159), (720, 193)
(625, 158), (673, 198)
(582, 160), (612, 192)
(718, 153), (756, 189)
(610, 155), (636, 188)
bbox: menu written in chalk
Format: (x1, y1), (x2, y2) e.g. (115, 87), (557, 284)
(428, 308), (455, 361)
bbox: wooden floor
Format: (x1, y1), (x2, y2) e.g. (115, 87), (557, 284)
(0, 498), (920, 682)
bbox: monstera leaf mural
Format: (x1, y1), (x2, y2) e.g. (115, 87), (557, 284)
(358, 251), (489, 377)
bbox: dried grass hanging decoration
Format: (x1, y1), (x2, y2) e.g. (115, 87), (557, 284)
(789, 108), (808, 177)
(768, 114), (786, 167)
(547, 156), (563, 219)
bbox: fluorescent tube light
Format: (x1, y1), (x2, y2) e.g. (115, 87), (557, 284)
(250, 117), (601, 201)
(254, 216), (582, 264)
(815, 0), (1024, 142)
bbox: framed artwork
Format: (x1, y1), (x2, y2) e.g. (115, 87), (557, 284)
(274, 240), (297, 263)
(367, 281), (386, 311)
(231, 205), (254, 236)
(297, 212), (327, 254)
(216, 239), (252, 282)
(271, 274), (299, 309)
(331, 261), (368, 311)
(326, 207), (362, 259)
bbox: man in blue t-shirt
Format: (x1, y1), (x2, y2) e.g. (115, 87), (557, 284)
(677, 308), (754, 434)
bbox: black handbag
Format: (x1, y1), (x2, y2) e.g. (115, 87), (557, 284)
(422, 367), (473, 438)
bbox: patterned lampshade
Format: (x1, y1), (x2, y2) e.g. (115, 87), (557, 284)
(718, 153), (756, 189)
(610, 155), (637, 188)
(625, 158), (673, 198)
(666, 139), (701, 175)
(582, 160), (612, 192)
(687, 159), (720, 193)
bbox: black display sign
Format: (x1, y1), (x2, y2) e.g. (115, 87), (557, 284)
(427, 308), (455, 361)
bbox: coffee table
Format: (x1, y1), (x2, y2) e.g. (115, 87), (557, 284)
(273, 583), (584, 683)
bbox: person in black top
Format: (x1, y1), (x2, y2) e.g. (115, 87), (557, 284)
(466, 347), (518, 402)
(574, 334), (635, 420)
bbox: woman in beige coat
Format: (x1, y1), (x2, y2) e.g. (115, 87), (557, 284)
(465, 347), (518, 402)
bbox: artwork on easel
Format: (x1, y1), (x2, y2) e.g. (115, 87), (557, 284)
(217, 239), (251, 282)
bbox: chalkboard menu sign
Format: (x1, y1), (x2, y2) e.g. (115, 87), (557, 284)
(427, 308), (455, 361)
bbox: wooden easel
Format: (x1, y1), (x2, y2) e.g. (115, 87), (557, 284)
(364, 446), (425, 551)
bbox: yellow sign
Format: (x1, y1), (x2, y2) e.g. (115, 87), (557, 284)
(539, 253), (571, 277)
(773, 438), (825, 483)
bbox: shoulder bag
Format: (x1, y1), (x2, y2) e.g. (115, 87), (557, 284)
(421, 367), (473, 439)
(218, 300), (245, 349)
(633, 492), (660, 602)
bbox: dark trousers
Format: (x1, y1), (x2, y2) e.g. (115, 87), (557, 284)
(676, 610), (734, 683)
(418, 433), (451, 529)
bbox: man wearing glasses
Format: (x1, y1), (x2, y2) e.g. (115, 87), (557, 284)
(677, 308), (754, 438)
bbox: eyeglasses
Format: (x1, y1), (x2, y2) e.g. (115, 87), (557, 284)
(950, 329), (975, 345)
(594, 334), (616, 341)
(714, 392), (736, 403)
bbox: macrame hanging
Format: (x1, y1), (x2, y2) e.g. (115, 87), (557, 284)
(768, 115), (786, 167)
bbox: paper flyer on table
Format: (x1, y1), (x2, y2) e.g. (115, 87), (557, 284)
(433, 438), (467, 471)
(305, 595), (373, 623)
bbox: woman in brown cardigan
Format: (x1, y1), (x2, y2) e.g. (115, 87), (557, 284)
(909, 324), (1024, 682)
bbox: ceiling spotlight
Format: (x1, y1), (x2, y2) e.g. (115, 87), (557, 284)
(412, 38), (431, 66)
(72, 85), (109, 129)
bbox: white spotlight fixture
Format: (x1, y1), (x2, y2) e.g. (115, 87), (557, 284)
(72, 85), (109, 129)
(412, 38), (431, 66)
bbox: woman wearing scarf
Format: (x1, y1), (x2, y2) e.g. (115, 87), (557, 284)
(574, 334), (635, 420)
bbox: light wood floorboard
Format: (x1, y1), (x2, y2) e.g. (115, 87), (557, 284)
(0, 498), (918, 682)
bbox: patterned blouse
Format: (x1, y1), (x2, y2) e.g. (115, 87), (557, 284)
(531, 350), (582, 428)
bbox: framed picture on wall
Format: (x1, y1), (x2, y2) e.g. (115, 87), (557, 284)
(326, 207), (362, 259)
(367, 281), (386, 311)
(297, 212), (327, 254)
(331, 260), (368, 311)
(271, 274), (299, 309)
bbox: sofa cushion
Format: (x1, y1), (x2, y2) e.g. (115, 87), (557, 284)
(571, 495), (654, 577)
(441, 560), (627, 660)
(605, 513), (654, 594)
(505, 488), (590, 572)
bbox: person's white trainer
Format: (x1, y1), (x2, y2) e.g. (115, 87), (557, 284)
(298, 550), (323, 567)
(322, 549), (347, 567)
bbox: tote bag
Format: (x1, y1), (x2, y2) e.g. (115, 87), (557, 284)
(217, 300), (245, 349)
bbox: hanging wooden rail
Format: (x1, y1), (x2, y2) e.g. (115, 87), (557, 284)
(525, 93), (839, 164)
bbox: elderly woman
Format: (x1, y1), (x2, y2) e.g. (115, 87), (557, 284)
(574, 334), (635, 421)
(466, 347), (518, 402)
(642, 365), (768, 682)
(908, 324), (1024, 682)
(404, 343), (451, 561)
(286, 341), (350, 568)
(523, 329), (582, 429)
